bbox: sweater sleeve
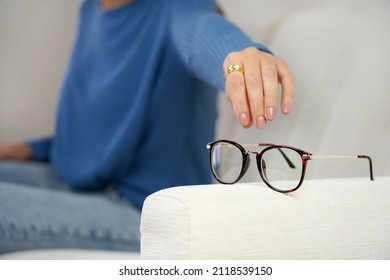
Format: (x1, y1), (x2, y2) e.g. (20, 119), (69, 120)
(170, 0), (272, 91)
(27, 137), (53, 162)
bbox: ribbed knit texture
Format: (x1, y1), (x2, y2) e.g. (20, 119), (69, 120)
(28, 0), (271, 209)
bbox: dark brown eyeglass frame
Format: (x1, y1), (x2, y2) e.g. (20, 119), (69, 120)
(206, 139), (374, 193)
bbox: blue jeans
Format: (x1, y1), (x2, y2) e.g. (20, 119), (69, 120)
(0, 161), (140, 254)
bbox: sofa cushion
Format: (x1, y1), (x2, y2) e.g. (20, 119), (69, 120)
(140, 177), (390, 259)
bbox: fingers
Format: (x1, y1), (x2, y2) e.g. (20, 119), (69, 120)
(0, 143), (33, 161)
(276, 58), (295, 115)
(224, 47), (294, 129)
(243, 58), (266, 129)
(224, 56), (252, 128)
(261, 60), (278, 121)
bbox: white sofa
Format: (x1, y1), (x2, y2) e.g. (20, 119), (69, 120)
(141, 177), (390, 259)
(2, 1), (390, 260)
(3, 177), (389, 260)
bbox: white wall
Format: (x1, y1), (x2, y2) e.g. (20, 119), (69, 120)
(0, 0), (82, 141)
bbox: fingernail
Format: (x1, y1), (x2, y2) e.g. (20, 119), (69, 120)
(266, 107), (276, 120)
(256, 116), (267, 130)
(239, 113), (249, 127)
(282, 103), (291, 114)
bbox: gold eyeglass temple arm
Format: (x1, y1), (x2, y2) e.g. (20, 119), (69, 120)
(303, 154), (374, 181)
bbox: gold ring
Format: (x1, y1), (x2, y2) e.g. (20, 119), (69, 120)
(224, 64), (243, 79)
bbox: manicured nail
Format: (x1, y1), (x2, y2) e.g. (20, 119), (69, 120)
(266, 107), (276, 120)
(256, 116), (267, 130)
(239, 113), (249, 127)
(282, 103), (291, 114)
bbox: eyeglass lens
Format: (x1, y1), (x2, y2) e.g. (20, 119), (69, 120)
(211, 142), (304, 191)
(211, 142), (243, 184)
(260, 147), (303, 191)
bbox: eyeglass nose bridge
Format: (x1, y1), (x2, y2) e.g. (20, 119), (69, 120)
(240, 152), (252, 180)
(245, 150), (266, 180)
(246, 149), (271, 175)
(247, 150), (260, 155)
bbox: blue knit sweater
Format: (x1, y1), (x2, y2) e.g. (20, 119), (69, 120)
(29, 0), (271, 209)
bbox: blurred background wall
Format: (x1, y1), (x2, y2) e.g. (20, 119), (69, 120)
(0, 0), (81, 141)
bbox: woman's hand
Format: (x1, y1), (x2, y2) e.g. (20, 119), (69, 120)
(0, 143), (33, 161)
(224, 47), (295, 129)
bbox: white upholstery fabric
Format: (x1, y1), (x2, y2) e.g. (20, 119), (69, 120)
(141, 177), (390, 259)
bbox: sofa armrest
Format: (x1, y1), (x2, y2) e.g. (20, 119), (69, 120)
(140, 177), (390, 259)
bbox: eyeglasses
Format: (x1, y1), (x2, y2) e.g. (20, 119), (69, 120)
(206, 139), (374, 193)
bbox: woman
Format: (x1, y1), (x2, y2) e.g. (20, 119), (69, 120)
(0, 0), (294, 253)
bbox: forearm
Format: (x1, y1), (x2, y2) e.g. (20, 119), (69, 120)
(171, 0), (272, 91)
